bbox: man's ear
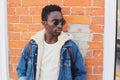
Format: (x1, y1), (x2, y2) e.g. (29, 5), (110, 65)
(42, 21), (46, 25)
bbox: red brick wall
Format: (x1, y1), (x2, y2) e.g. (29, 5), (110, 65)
(8, 0), (104, 80)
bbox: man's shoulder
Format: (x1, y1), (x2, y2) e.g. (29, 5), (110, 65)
(29, 39), (37, 45)
(64, 40), (78, 48)
(65, 40), (77, 45)
(28, 39), (38, 48)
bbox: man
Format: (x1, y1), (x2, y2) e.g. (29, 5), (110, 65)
(16, 4), (87, 80)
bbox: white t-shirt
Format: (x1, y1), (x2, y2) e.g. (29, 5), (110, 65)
(39, 41), (60, 80)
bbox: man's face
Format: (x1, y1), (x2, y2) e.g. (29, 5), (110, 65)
(44, 11), (66, 37)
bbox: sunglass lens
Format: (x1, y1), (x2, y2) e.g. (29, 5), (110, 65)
(53, 19), (66, 25)
(61, 20), (66, 25)
(54, 19), (59, 25)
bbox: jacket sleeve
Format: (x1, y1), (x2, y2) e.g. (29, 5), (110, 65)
(71, 41), (87, 80)
(16, 43), (29, 79)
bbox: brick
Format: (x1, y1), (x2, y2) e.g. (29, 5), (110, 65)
(28, 25), (41, 32)
(62, 7), (70, 15)
(8, 8), (15, 15)
(93, 50), (103, 58)
(93, 0), (104, 7)
(63, 24), (69, 32)
(71, 8), (84, 15)
(63, 0), (92, 6)
(64, 16), (90, 24)
(50, 0), (62, 5)
(22, 0), (48, 6)
(85, 58), (103, 66)
(14, 24), (27, 32)
(88, 42), (103, 49)
(14, 65), (18, 72)
(33, 16), (42, 23)
(20, 16), (32, 23)
(30, 8), (42, 15)
(91, 8), (104, 16)
(21, 32), (34, 40)
(8, 32), (20, 40)
(9, 64), (13, 72)
(85, 8), (104, 16)
(8, 24), (14, 31)
(9, 49), (22, 56)
(85, 8), (92, 15)
(90, 25), (104, 33)
(86, 75), (102, 80)
(93, 66), (103, 74)
(93, 34), (103, 41)
(10, 71), (18, 79)
(8, 0), (21, 7)
(9, 41), (27, 48)
(9, 56), (20, 64)
(85, 66), (92, 74)
(85, 51), (93, 59)
(9, 67), (13, 74)
(92, 17), (104, 24)
(8, 16), (19, 23)
(16, 8), (28, 15)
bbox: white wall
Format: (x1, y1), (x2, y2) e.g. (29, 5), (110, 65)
(103, 0), (117, 80)
(0, 0), (9, 80)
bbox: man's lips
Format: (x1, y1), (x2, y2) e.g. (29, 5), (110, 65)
(56, 30), (62, 33)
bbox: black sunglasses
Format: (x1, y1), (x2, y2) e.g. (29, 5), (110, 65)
(53, 19), (66, 25)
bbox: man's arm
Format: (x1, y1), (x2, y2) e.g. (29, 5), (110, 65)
(71, 41), (87, 80)
(16, 43), (29, 80)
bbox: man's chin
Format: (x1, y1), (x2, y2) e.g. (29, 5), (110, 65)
(55, 32), (61, 36)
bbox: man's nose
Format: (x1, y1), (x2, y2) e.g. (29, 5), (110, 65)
(57, 23), (63, 28)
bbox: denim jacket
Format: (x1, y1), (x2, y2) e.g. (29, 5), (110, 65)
(16, 40), (87, 80)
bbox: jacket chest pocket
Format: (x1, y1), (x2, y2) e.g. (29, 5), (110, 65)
(63, 50), (71, 67)
(61, 48), (71, 67)
(63, 57), (71, 67)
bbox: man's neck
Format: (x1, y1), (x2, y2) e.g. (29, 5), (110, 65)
(44, 33), (58, 44)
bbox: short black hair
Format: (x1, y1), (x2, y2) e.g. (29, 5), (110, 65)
(41, 4), (62, 21)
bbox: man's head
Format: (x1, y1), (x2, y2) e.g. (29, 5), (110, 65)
(41, 5), (62, 21)
(41, 5), (66, 37)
